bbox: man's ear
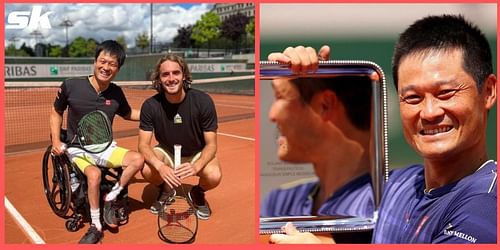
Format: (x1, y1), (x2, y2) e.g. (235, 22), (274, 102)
(482, 74), (497, 110)
(319, 90), (338, 119)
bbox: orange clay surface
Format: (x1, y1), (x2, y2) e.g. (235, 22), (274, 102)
(4, 93), (256, 244)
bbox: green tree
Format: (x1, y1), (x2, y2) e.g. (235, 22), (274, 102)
(221, 12), (250, 52)
(116, 36), (127, 51)
(67, 37), (97, 57)
(48, 45), (63, 57)
(173, 25), (194, 48)
(245, 19), (255, 40)
(191, 11), (221, 51)
(5, 44), (18, 56)
(20, 43), (35, 57)
(135, 32), (150, 53)
(86, 38), (97, 57)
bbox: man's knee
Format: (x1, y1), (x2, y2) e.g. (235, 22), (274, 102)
(125, 151), (144, 170)
(200, 159), (222, 186)
(141, 164), (162, 183)
(84, 166), (101, 185)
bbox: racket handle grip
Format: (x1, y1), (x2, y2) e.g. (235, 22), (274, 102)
(174, 144), (182, 169)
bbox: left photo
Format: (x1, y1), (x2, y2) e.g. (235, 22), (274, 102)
(4, 3), (255, 244)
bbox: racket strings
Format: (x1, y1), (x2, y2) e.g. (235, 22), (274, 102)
(78, 113), (111, 145)
(159, 195), (197, 243)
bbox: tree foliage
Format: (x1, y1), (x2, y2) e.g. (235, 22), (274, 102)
(135, 32), (150, 52)
(69, 37), (96, 57)
(48, 45), (63, 57)
(221, 12), (250, 41)
(191, 11), (221, 48)
(173, 25), (194, 48)
(4, 44), (31, 56)
(116, 36), (127, 51)
(245, 19), (255, 39)
(20, 43), (35, 57)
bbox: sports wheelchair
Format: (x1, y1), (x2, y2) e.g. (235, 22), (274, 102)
(41, 132), (129, 232)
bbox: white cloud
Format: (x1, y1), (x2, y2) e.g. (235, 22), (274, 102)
(4, 3), (213, 49)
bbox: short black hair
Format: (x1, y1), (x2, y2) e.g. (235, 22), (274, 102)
(392, 14), (492, 90)
(290, 76), (372, 131)
(94, 40), (126, 68)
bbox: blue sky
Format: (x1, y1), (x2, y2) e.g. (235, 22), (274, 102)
(4, 3), (214, 48)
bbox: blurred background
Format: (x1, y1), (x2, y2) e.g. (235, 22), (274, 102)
(260, 3), (497, 169)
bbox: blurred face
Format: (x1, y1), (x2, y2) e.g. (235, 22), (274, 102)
(397, 49), (489, 160)
(268, 78), (322, 162)
(159, 60), (185, 96)
(94, 51), (120, 84)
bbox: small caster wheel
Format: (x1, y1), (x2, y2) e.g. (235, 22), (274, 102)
(117, 207), (129, 225)
(65, 218), (79, 232)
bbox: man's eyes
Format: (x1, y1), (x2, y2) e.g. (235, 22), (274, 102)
(161, 71), (181, 77)
(99, 60), (118, 67)
(400, 89), (458, 104)
(437, 89), (458, 99)
(401, 94), (422, 104)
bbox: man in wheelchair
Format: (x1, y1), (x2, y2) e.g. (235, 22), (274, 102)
(49, 40), (144, 244)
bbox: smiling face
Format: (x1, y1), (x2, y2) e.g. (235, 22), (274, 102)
(397, 49), (491, 160)
(93, 51), (120, 84)
(268, 78), (324, 162)
(159, 60), (185, 96)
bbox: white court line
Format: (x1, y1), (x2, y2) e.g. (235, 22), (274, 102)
(4, 197), (45, 244)
(218, 132), (255, 141)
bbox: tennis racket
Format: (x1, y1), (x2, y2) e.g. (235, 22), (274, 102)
(158, 144), (198, 244)
(73, 110), (113, 154)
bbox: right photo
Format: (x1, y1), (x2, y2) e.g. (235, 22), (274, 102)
(259, 3), (497, 244)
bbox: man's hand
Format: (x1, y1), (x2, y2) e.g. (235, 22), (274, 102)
(51, 140), (66, 156)
(269, 222), (324, 244)
(267, 45), (331, 73)
(174, 162), (197, 180)
(158, 164), (182, 189)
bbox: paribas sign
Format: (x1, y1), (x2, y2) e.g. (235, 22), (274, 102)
(5, 64), (93, 79)
(188, 63), (246, 73)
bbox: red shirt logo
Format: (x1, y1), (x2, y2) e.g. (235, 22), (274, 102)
(105, 100), (111, 106)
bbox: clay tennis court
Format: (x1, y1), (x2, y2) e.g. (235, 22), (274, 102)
(4, 82), (256, 244)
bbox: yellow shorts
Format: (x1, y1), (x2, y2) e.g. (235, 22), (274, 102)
(66, 141), (129, 172)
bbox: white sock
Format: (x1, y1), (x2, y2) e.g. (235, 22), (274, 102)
(90, 208), (102, 231)
(105, 182), (123, 201)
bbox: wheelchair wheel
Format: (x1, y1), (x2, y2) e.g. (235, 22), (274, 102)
(42, 146), (71, 217)
(117, 206), (129, 225)
(65, 218), (81, 232)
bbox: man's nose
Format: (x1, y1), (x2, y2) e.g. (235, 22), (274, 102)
(420, 96), (445, 121)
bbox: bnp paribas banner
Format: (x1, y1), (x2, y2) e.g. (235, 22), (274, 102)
(5, 64), (93, 79)
(4, 62), (248, 79)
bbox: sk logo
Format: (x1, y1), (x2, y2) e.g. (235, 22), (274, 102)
(6, 6), (53, 30)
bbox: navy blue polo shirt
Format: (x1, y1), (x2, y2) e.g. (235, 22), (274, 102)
(261, 173), (374, 218)
(373, 160), (497, 243)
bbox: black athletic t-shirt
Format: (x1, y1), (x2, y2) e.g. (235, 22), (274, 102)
(139, 89), (218, 156)
(53, 76), (132, 143)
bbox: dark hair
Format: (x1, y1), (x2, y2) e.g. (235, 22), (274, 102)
(150, 54), (192, 93)
(392, 14), (492, 90)
(94, 40), (126, 68)
(290, 76), (372, 130)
